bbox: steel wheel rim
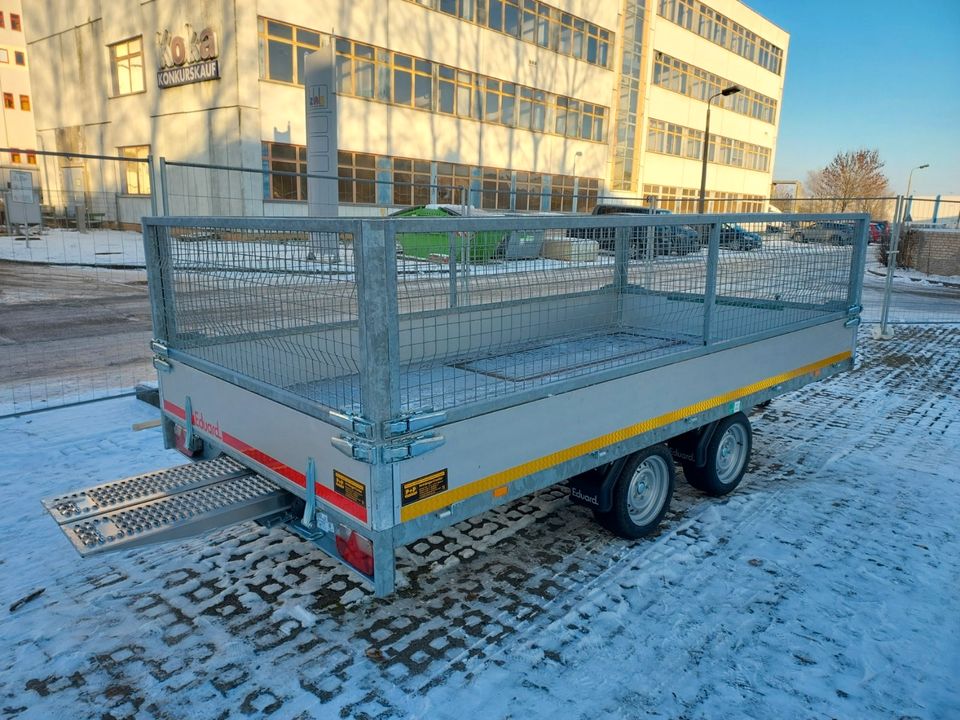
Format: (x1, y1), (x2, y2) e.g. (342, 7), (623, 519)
(716, 424), (748, 485)
(626, 455), (670, 526)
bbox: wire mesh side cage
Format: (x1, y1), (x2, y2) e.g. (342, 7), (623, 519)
(143, 213), (867, 423)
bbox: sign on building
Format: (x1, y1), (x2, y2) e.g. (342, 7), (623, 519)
(156, 25), (219, 89)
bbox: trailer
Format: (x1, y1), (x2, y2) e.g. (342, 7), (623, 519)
(43, 212), (868, 596)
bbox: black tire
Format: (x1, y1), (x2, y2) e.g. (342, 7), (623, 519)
(682, 412), (752, 497)
(596, 445), (675, 539)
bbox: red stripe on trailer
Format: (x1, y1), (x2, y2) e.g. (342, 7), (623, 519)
(163, 401), (368, 522)
(163, 400), (186, 420)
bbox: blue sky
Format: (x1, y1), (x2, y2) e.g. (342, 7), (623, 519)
(745, 0), (960, 196)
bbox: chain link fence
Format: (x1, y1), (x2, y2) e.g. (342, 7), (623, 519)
(0, 148), (158, 416)
(2, 146), (958, 418)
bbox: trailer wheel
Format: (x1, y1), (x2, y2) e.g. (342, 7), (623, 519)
(683, 413), (752, 497)
(597, 445), (674, 539)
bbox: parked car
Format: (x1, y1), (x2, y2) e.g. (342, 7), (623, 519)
(868, 222), (882, 244)
(791, 221), (855, 245)
(718, 223), (763, 251)
(873, 220), (891, 244)
(570, 204), (702, 257)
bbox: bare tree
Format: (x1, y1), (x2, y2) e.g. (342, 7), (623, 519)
(804, 149), (892, 217)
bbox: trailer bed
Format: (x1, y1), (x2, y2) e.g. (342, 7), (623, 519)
(288, 329), (693, 412)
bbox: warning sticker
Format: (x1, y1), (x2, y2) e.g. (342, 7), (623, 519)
(401, 469), (448, 507)
(333, 470), (367, 508)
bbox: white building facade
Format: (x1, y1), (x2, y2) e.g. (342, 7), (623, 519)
(0, 0), (39, 189)
(23, 0), (788, 216)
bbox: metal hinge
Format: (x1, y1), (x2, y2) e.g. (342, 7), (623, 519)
(150, 340), (169, 357)
(844, 316), (862, 328)
(847, 304), (862, 316)
(330, 433), (445, 463)
(330, 435), (375, 462)
(328, 410), (374, 438)
(385, 410), (447, 437)
(153, 356), (172, 374)
(381, 434), (445, 463)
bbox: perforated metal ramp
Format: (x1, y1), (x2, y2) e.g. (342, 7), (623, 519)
(42, 457), (294, 556)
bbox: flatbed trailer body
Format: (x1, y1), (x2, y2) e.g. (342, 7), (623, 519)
(43, 212), (868, 596)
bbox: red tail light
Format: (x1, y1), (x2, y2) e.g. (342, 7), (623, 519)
(335, 524), (374, 576)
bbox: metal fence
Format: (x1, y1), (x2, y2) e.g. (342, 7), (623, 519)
(0, 148), (158, 416)
(144, 213), (865, 420)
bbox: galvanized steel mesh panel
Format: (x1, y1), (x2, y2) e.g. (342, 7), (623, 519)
(154, 222), (362, 411)
(147, 213), (864, 420)
(709, 218), (856, 340)
(394, 224), (623, 411)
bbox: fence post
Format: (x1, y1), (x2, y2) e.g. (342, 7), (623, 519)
(702, 220), (721, 345)
(159, 157), (170, 215)
(147, 154), (159, 216)
(875, 195), (903, 340)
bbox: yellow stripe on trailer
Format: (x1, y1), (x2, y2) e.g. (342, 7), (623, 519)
(399, 350), (851, 522)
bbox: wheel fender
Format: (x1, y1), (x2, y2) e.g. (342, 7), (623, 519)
(568, 457), (629, 512)
(668, 421), (721, 467)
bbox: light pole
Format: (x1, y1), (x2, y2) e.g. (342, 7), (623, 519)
(698, 85), (741, 214)
(572, 151), (583, 212)
(905, 163), (929, 200)
(904, 164), (928, 222)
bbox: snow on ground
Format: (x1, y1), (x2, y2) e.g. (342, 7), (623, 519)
(1, 333), (959, 719)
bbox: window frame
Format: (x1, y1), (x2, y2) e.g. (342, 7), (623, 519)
(108, 36), (145, 97)
(262, 142), (309, 202)
(118, 145), (152, 196)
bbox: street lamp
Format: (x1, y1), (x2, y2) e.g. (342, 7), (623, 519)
(698, 84), (741, 214)
(905, 163), (929, 200)
(904, 164), (929, 222)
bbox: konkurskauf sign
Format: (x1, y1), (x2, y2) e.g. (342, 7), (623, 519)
(158, 59), (220, 89)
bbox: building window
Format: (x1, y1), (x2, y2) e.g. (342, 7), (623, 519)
(11, 13), (21, 31)
(27, 153), (37, 165)
(330, 32), (607, 142)
(109, 37), (144, 96)
(392, 157), (431, 206)
(19, 95), (30, 111)
(550, 175), (576, 212)
(646, 117), (770, 172)
(10, 152), (20, 163)
(652, 52), (777, 124)
(513, 171), (543, 211)
(337, 151), (377, 204)
(14, 51), (25, 66)
(258, 18), (321, 85)
(261, 142), (308, 201)
(118, 146), (151, 195)
(657, 0), (783, 75)
(481, 167), (512, 210)
(3, 93), (13, 109)
(405, 0), (612, 69)
(0, 13), (4, 28)
(435, 162), (471, 204)
(0, 50), (7, 63)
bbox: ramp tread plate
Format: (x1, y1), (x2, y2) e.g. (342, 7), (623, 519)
(59, 474), (290, 556)
(42, 456), (251, 524)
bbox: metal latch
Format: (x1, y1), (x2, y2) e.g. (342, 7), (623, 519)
(328, 411), (374, 438)
(150, 340), (169, 357)
(381, 434), (445, 463)
(330, 436), (375, 462)
(153, 357), (172, 374)
(385, 410), (447, 436)
(844, 316), (862, 328)
(847, 304), (862, 316)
